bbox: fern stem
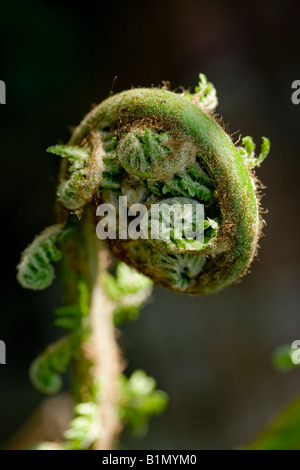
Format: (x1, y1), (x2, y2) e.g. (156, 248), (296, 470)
(63, 207), (122, 449)
(89, 251), (122, 450)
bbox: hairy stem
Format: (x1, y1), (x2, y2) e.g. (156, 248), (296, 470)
(89, 250), (122, 450)
(63, 207), (122, 449)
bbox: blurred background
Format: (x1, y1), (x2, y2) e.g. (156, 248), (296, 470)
(0, 0), (299, 450)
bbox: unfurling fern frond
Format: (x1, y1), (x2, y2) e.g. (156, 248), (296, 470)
(17, 224), (70, 290)
(29, 334), (79, 394)
(238, 136), (271, 168)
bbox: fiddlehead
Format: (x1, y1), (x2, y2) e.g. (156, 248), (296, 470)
(30, 333), (80, 394)
(17, 73), (270, 297)
(50, 74), (269, 295)
(17, 224), (68, 290)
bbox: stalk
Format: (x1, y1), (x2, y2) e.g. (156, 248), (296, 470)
(63, 207), (122, 450)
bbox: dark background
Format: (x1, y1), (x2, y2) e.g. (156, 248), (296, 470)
(0, 0), (299, 450)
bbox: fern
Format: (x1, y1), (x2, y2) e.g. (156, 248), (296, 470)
(64, 401), (100, 450)
(119, 370), (168, 436)
(104, 263), (153, 326)
(238, 136), (271, 168)
(17, 224), (67, 290)
(29, 334), (79, 395)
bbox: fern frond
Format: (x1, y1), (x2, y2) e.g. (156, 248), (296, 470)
(64, 402), (100, 450)
(119, 370), (168, 436)
(29, 334), (79, 394)
(104, 263), (153, 326)
(17, 224), (66, 290)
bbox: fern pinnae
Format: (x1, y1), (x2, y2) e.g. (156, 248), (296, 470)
(17, 224), (64, 290)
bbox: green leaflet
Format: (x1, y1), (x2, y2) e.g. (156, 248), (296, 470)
(30, 281), (89, 396)
(29, 334), (79, 395)
(117, 127), (213, 204)
(99, 133), (123, 191)
(162, 174), (213, 202)
(119, 370), (169, 436)
(17, 224), (71, 290)
(48, 140), (103, 210)
(145, 161), (214, 204)
(154, 251), (207, 292)
(238, 136), (271, 168)
(105, 262), (153, 297)
(55, 281), (89, 331)
(99, 156), (122, 190)
(103, 263), (153, 326)
(47, 145), (89, 173)
(118, 128), (192, 181)
(146, 197), (219, 253)
(54, 305), (82, 331)
(64, 401), (100, 450)
(184, 73), (218, 112)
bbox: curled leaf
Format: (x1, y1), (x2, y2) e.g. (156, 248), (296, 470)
(17, 224), (66, 290)
(29, 334), (79, 395)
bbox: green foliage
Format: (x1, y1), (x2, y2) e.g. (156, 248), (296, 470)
(184, 73), (218, 112)
(194, 73), (219, 111)
(29, 283), (88, 394)
(99, 134), (123, 190)
(104, 263), (153, 326)
(29, 334), (79, 395)
(161, 172), (213, 203)
(17, 224), (66, 290)
(47, 145), (89, 172)
(119, 370), (169, 436)
(54, 281), (89, 331)
(63, 368), (168, 449)
(118, 128), (172, 180)
(100, 157), (122, 190)
(48, 140), (102, 210)
(54, 305), (82, 331)
(154, 251), (207, 292)
(144, 160), (213, 204)
(64, 401), (100, 450)
(146, 197), (218, 253)
(238, 136), (271, 168)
